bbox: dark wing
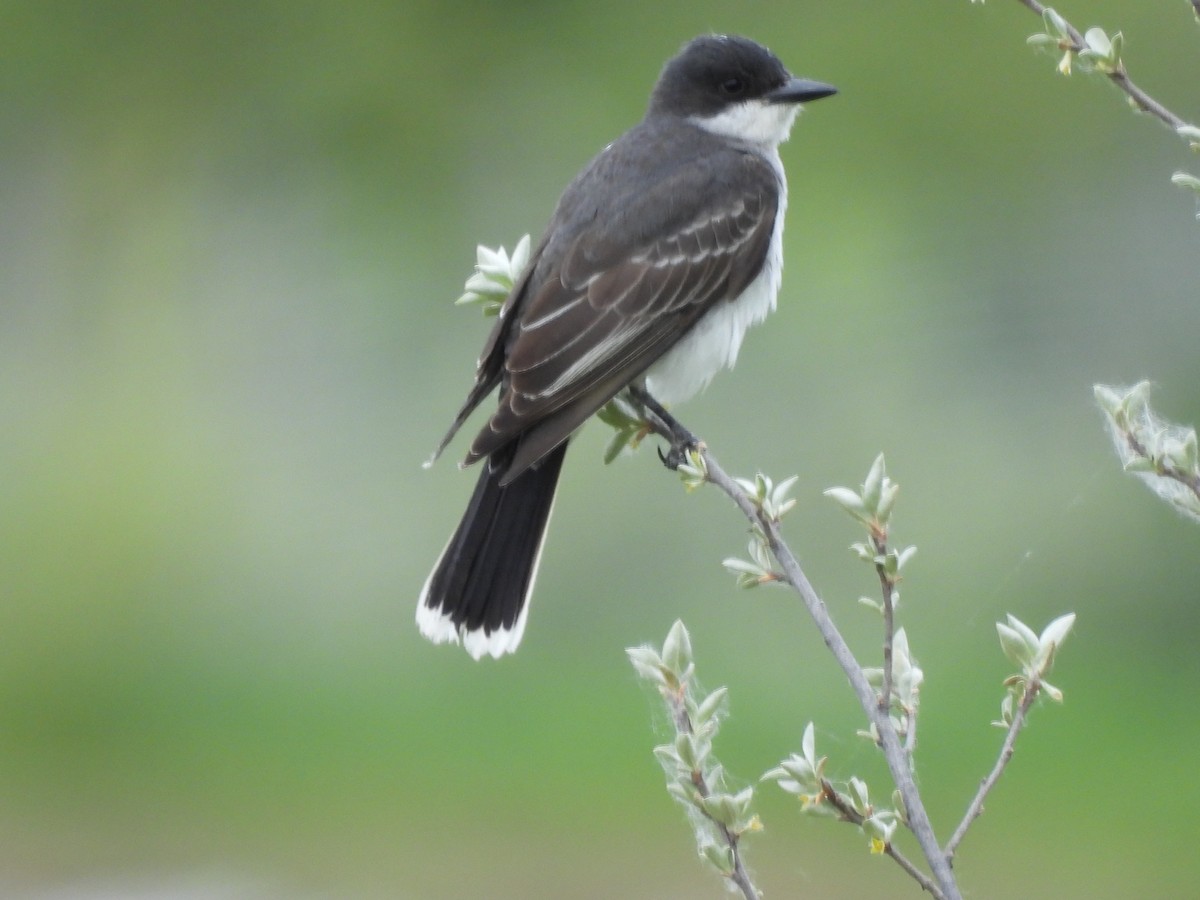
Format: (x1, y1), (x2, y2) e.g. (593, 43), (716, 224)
(425, 231), (550, 466)
(468, 141), (781, 482)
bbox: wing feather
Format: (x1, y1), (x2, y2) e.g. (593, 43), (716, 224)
(462, 132), (782, 479)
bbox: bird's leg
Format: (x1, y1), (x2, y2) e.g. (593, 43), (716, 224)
(627, 385), (702, 470)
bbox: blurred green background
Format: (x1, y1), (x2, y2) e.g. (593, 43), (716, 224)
(3, 1), (1199, 897)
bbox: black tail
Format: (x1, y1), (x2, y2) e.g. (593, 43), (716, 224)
(417, 441), (568, 659)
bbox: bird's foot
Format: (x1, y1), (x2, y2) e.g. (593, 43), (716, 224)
(627, 385), (702, 471)
(656, 431), (702, 471)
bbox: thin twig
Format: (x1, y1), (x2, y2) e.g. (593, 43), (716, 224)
(1014, 0), (1189, 132)
(824, 782), (941, 899)
(820, 778), (946, 900)
(943, 679), (1042, 863)
(873, 531), (897, 720)
(1125, 431), (1200, 506)
(704, 452), (959, 899)
(664, 684), (760, 900)
(639, 414), (964, 900)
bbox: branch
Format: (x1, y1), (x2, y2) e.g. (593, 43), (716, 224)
(945, 612), (1075, 860)
(944, 678), (1041, 862)
(628, 625), (762, 900)
(639, 415), (964, 900)
(1125, 431), (1200, 506)
(1095, 382), (1200, 522)
(1013, 0), (1189, 132)
(872, 531), (898, 720)
(665, 687), (760, 900)
(820, 779), (946, 900)
(702, 451), (960, 899)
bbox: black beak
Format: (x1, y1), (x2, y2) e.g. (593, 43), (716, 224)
(766, 77), (837, 104)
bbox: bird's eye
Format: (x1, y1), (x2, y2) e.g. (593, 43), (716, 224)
(720, 77), (744, 94)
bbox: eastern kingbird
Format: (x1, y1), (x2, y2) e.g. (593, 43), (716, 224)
(418, 34), (835, 659)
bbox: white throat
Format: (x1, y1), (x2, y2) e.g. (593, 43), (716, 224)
(689, 98), (801, 148)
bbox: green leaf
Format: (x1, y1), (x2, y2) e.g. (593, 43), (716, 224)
(1042, 7), (1070, 40)
(662, 620), (693, 675)
(674, 732), (699, 769)
(825, 487), (868, 521)
(1171, 171), (1200, 192)
(700, 842), (735, 875)
(861, 454), (886, 512)
(1176, 125), (1200, 148)
(997, 621), (1035, 669)
(653, 743), (681, 769)
(801, 721), (817, 766)
(602, 428), (630, 465)
(1093, 383), (1124, 416)
(701, 792), (738, 827)
(876, 480), (900, 524)
(848, 776), (870, 814)
(626, 646), (667, 685)
(694, 687), (729, 726)
(1039, 612), (1076, 653)
(863, 811), (897, 845)
(722, 557), (763, 576)
(1082, 27), (1111, 57)
(1005, 613), (1039, 649)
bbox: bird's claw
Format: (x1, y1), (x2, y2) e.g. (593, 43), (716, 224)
(658, 433), (699, 471)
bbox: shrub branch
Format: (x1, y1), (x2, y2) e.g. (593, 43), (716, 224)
(638, 417), (963, 900)
(944, 676), (1041, 862)
(1012, 0), (1188, 132)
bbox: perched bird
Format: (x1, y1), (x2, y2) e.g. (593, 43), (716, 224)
(419, 34), (836, 658)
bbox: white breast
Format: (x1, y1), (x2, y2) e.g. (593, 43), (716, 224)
(642, 150), (787, 406)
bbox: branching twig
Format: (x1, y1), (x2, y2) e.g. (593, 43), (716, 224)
(640, 416), (964, 900)
(663, 685), (760, 900)
(873, 531), (898, 720)
(820, 778), (946, 900)
(944, 679), (1042, 862)
(1095, 382), (1200, 522)
(1125, 431), (1200, 506)
(1013, 0), (1189, 132)
(705, 453), (959, 898)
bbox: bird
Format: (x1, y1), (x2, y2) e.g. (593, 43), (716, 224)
(418, 34), (836, 659)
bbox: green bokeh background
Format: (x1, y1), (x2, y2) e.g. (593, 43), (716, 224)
(3, 2), (1199, 897)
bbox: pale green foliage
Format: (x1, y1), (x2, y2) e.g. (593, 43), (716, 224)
(763, 723), (899, 854)
(627, 622), (761, 890)
(624, 444), (1079, 894)
(762, 722), (826, 809)
(721, 472), (801, 588)
(862, 628), (923, 735)
(827, 454), (915, 613)
(1176, 125), (1200, 152)
(1025, 8), (1123, 76)
(825, 453), (899, 531)
(1095, 382), (1200, 521)
(734, 473), (799, 522)
(992, 2), (1200, 208)
(1170, 170), (1200, 219)
(675, 447), (709, 491)
(994, 612), (1076, 722)
(455, 234), (531, 316)
(595, 394), (646, 464)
